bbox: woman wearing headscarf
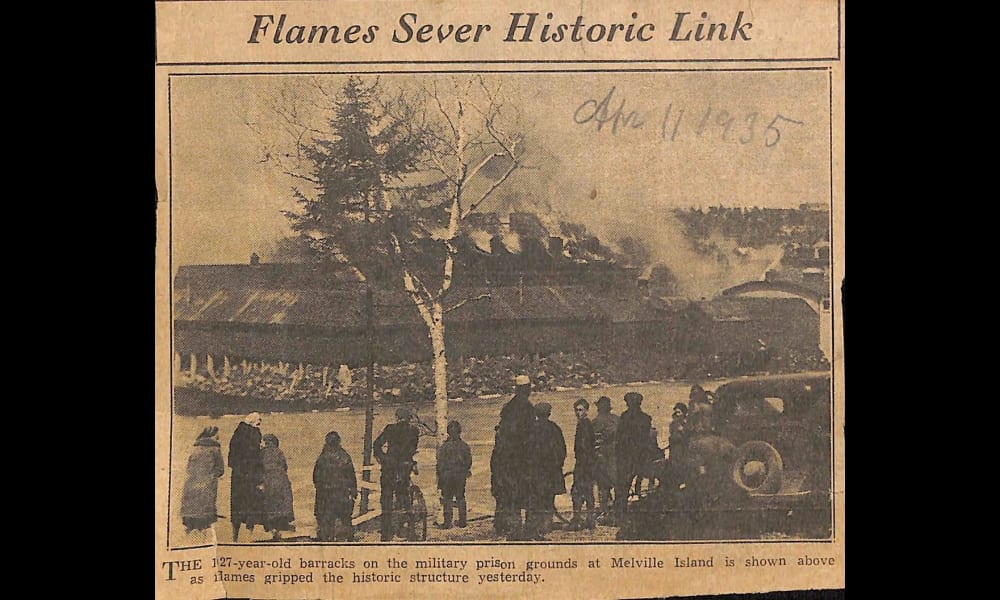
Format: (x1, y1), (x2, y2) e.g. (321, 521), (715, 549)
(181, 426), (224, 533)
(313, 431), (358, 542)
(228, 412), (263, 542)
(259, 433), (295, 540)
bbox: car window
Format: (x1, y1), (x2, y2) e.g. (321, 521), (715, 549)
(733, 396), (762, 417)
(763, 397), (785, 415)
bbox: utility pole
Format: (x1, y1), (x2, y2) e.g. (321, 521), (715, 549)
(360, 283), (376, 514)
(360, 185), (377, 515)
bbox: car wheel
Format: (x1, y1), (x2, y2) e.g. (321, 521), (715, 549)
(732, 441), (783, 494)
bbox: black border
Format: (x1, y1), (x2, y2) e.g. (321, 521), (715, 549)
(164, 66), (839, 551)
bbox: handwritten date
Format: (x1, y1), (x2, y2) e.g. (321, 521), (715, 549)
(573, 86), (802, 148)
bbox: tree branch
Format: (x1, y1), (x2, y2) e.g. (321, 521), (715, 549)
(464, 150), (506, 184)
(389, 232), (433, 304)
(282, 169), (320, 184)
(444, 293), (492, 314)
(430, 81), (460, 143)
(462, 158), (519, 218)
(437, 240), (457, 300)
(429, 153), (460, 186)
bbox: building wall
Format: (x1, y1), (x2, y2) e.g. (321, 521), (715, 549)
(174, 319), (615, 367)
(174, 298), (821, 367)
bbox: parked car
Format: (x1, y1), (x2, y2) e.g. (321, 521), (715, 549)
(618, 372), (833, 540)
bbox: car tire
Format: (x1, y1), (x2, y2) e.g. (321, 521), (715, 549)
(732, 441), (783, 494)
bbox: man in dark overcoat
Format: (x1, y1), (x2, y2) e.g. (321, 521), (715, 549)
(373, 406), (420, 541)
(228, 412), (263, 542)
(491, 374), (535, 540)
(592, 396), (619, 523)
(615, 392), (653, 518)
(526, 402), (566, 540)
(570, 398), (596, 530)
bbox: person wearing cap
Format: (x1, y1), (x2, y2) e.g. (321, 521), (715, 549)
(259, 434), (295, 540)
(591, 396), (619, 523)
(181, 426), (225, 534)
(526, 402), (566, 540)
(687, 384), (714, 434)
(615, 392), (653, 518)
(569, 398), (596, 531)
(436, 420), (472, 529)
(373, 406), (420, 541)
(313, 431), (358, 542)
(668, 404), (690, 460)
(663, 402), (691, 488)
(491, 374), (535, 539)
(228, 412), (264, 541)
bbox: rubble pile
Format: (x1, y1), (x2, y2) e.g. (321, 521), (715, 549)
(174, 347), (829, 410)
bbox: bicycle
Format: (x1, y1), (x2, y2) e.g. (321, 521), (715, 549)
(388, 460), (428, 541)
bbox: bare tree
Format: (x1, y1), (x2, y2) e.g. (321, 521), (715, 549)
(252, 75), (525, 443)
(389, 76), (524, 440)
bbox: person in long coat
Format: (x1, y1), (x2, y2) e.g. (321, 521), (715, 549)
(526, 402), (566, 540)
(570, 398), (596, 530)
(489, 426), (506, 535)
(259, 433), (295, 539)
(228, 412), (263, 542)
(615, 393), (653, 518)
(181, 426), (224, 533)
(313, 431), (358, 542)
(667, 402), (690, 483)
(492, 375), (535, 540)
(591, 396), (619, 523)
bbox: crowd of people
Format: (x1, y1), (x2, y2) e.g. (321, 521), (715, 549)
(180, 411), (361, 542)
(181, 413), (301, 541)
(175, 349), (828, 410)
(487, 377), (704, 540)
(179, 377), (716, 543)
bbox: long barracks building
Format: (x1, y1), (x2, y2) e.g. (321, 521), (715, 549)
(173, 263), (821, 367)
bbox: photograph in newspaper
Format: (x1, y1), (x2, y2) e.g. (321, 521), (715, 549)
(167, 71), (834, 548)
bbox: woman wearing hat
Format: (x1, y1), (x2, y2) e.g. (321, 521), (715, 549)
(259, 434), (295, 540)
(180, 426), (225, 534)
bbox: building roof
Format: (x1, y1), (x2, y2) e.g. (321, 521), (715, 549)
(174, 270), (656, 328)
(696, 297), (817, 322)
(174, 265), (811, 329)
(174, 264), (364, 291)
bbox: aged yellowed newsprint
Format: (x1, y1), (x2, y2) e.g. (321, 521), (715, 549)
(155, 1), (845, 597)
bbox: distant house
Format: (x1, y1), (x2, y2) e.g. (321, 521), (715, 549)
(689, 297), (819, 357)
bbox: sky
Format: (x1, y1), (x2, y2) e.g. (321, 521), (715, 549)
(168, 71), (830, 268)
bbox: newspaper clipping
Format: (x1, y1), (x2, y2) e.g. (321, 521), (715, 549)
(154, 1), (845, 597)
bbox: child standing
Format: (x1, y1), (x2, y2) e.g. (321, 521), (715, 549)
(436, 420), (472, 529)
